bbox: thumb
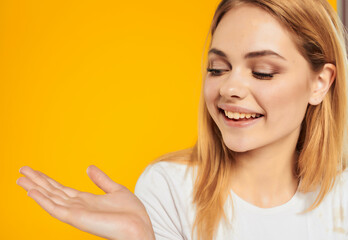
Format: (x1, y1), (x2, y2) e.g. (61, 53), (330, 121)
(86, 165), (124, 193)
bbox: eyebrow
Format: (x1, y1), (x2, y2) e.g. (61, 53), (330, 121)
(208, 48), (287, 61)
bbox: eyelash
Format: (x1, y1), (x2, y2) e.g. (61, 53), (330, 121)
(206, 68), (227, 76)
(252, 71), (274, 80)
(207, 68), (275, 80)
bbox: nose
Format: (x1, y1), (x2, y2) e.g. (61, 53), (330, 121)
(219, 69), (248, 100)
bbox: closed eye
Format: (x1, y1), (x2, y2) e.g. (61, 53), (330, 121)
(207, 68), (229, 77)
(252, 71), (275, 80)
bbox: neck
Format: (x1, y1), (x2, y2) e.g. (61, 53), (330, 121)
(230, 130), (300, 208)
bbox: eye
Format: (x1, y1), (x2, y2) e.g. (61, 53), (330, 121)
(207, 68), (228, 77)
(252, 71), (275, 80)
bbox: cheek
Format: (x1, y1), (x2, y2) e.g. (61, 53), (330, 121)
(255, 78), (310, 123)
(203, 79), (220, 108)
(203, 79), (223, 126)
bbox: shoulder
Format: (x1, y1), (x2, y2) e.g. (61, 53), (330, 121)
(140, 160), (191, 178)
(134, 161), (195, 239)
(134, 161), (194, 196)
(332, 169), (348, 189)
(308, 169), (348, 236)
(333, 168), (348, 197)
(315, 169), (348, 220)
(320, 169), (348, 203)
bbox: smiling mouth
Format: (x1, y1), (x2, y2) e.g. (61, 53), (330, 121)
(218, 108), (264, 121)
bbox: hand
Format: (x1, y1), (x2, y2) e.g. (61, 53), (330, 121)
(16, 165), (155, 240)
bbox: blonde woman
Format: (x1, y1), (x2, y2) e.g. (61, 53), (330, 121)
(17, 0), (348, 239)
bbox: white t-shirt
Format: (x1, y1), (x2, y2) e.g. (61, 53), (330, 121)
(134, 161), (348, 240)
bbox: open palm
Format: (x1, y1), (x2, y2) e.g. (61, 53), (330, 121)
(16, 165), (155, 240)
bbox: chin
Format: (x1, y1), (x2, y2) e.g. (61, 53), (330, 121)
(222, 136), (254, 153)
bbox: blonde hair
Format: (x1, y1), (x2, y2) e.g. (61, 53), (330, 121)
(154, 0), (348, 239)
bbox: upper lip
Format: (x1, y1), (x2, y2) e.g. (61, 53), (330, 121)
(218, 104), (264, 115)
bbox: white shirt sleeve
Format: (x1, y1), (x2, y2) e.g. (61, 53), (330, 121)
(134, 163), (185, 240)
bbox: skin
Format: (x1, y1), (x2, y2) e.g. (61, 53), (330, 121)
(17, 3), (336, 239)
(16, 165), (155, 240)
(204, 4), (335, 208)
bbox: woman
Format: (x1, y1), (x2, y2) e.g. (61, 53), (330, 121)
(17, 0), (348, 239)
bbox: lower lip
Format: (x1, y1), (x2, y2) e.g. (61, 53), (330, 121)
(220, 112), (264, 128)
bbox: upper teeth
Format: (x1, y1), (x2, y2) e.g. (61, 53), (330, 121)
(224, 110), (261, 119)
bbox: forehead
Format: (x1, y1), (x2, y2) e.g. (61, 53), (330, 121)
(211, 4), (299, 60)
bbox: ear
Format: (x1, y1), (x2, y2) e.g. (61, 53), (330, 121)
(308, 63), (336, 105)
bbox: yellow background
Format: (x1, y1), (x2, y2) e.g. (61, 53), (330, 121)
(1, 0), (337, 239)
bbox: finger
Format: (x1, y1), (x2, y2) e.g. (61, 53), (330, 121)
(27, 189), (71, 224)
(17, 176), (37, 192)
(86, 165), (124, 193)
(19, 166), (56, 191)
(37, 171), (79, 198)
(17, 177), (69, 206)
(20, 166), (74, 199)
(35, 172), (71, 199)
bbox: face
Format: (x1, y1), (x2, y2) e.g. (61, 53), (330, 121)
(204, 4), (316, 153)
